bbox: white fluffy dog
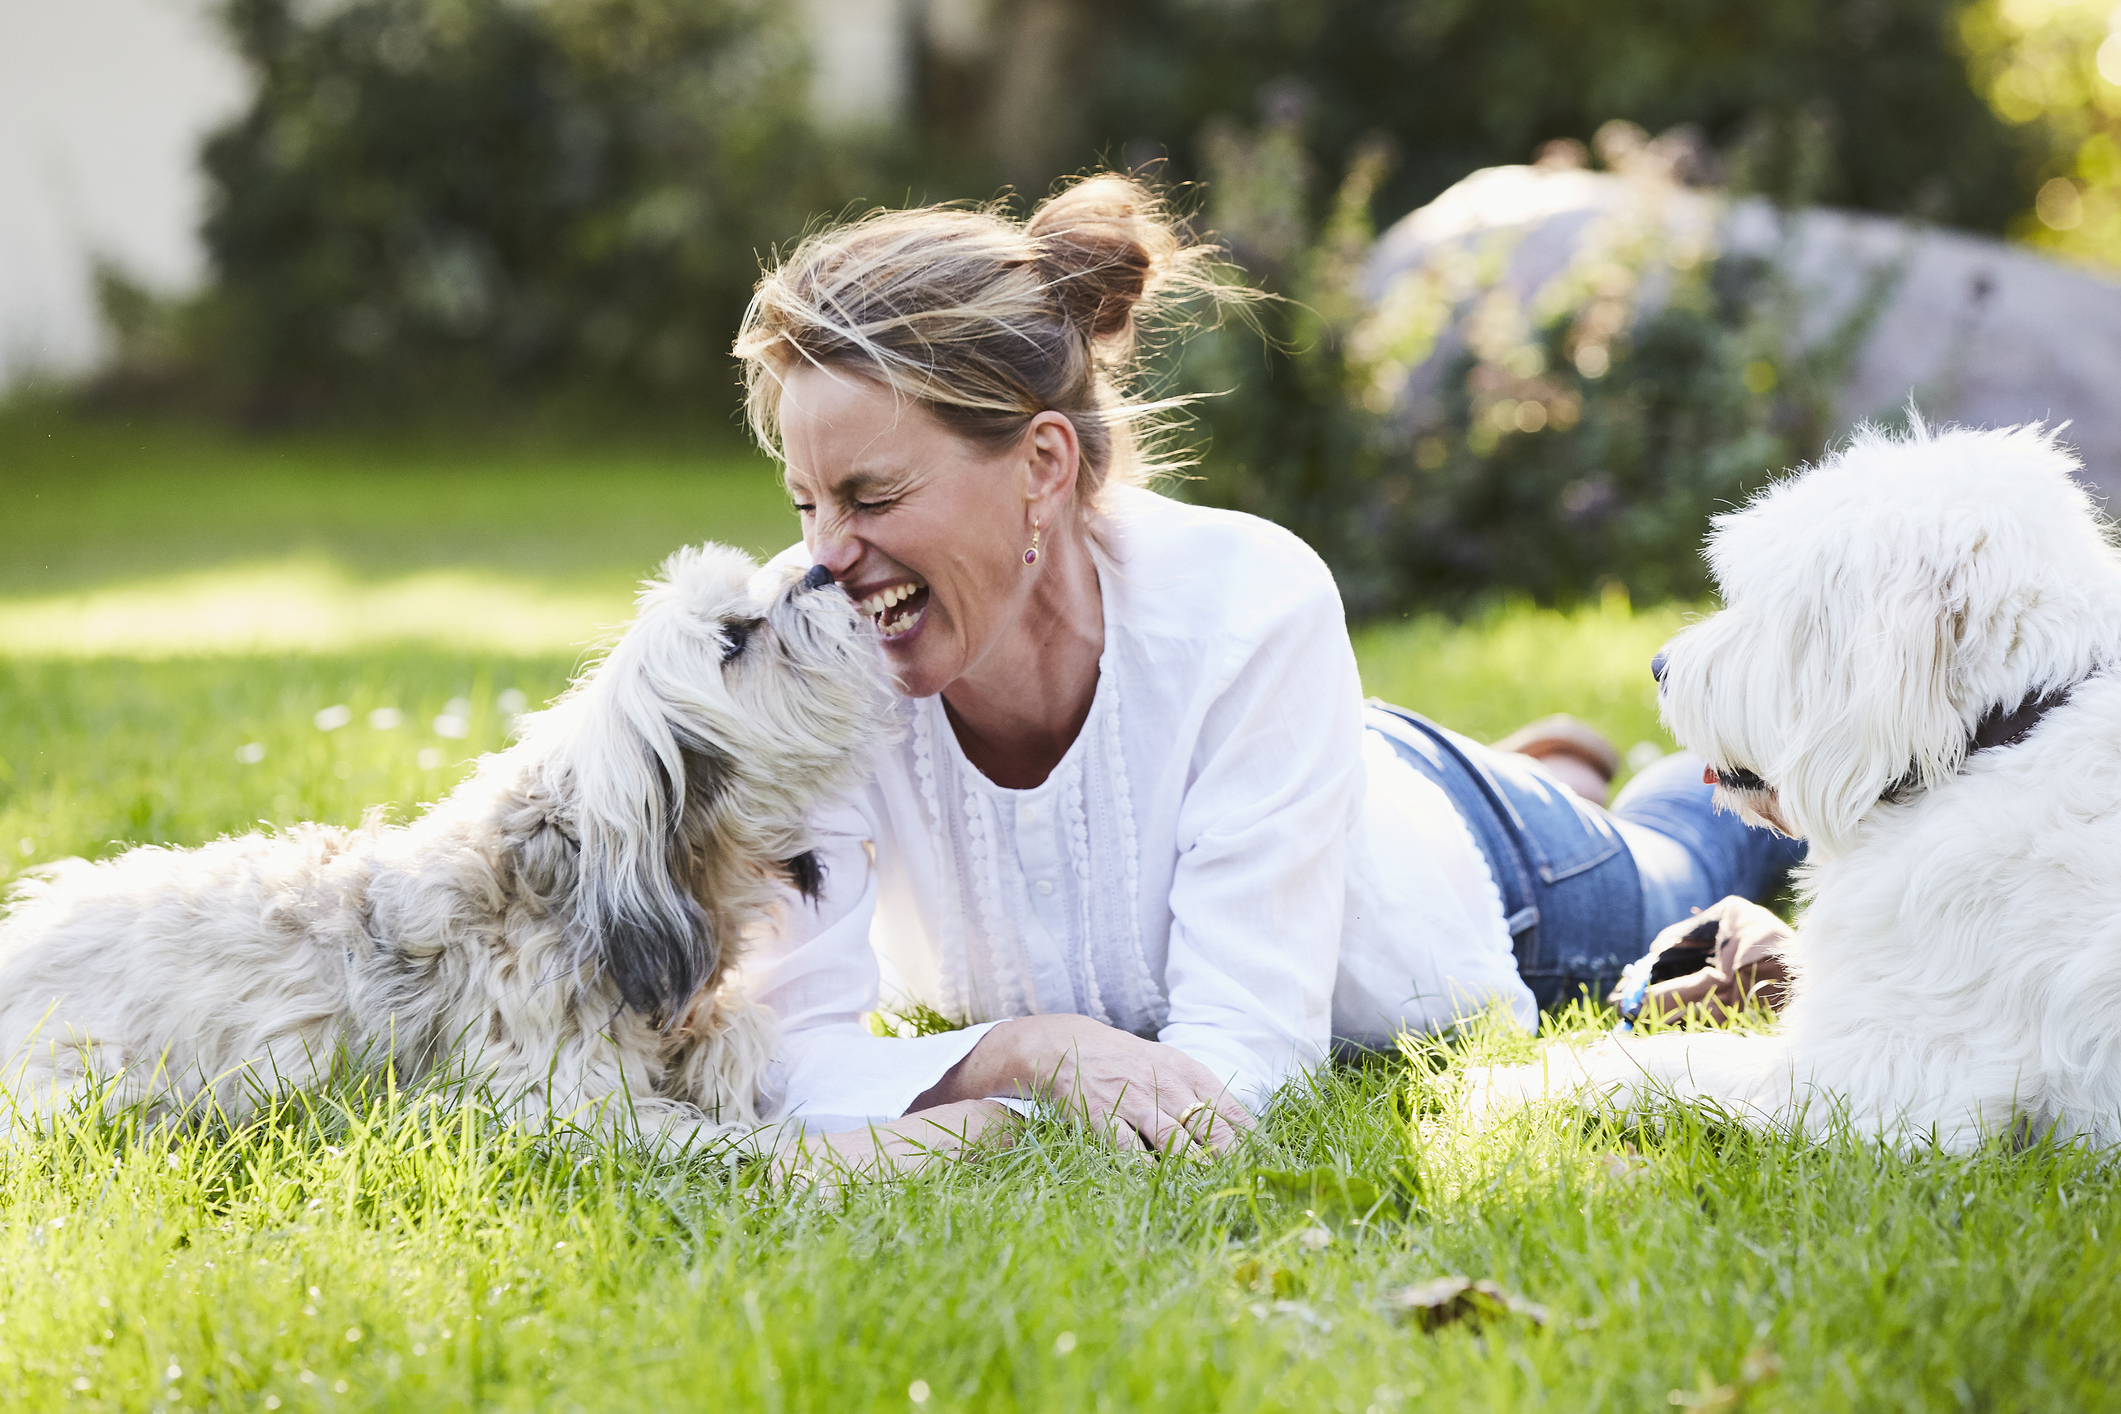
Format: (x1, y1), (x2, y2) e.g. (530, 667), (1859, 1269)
(0, 548), (889, 1150)
(1482, 422), (2121, 1152)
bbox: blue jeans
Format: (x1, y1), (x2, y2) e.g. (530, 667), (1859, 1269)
(1365, 703), (1806, 1009)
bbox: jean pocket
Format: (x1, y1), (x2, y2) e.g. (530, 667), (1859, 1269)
(1461, 739), (1626, 884)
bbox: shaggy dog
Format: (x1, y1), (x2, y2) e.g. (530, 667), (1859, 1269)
(0, 548), (890, 1150)
(1481, 422), (2121, 1152)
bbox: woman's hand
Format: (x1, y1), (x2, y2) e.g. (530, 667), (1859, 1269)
(772, 1099), (1015, 1191)
(910, 1014), (1255, 1154)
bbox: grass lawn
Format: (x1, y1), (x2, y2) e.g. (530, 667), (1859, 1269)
(2, 406), (2115, 1412)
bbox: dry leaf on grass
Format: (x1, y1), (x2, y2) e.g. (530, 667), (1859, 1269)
(1380, 1276), (1550, 1331)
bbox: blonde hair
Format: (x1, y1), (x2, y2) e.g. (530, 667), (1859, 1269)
(734, 174), (1240, 504)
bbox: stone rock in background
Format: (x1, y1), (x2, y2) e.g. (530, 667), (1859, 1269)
(1365, 163), (2121, 502)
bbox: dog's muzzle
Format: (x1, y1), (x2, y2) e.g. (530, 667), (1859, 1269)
(1706, 764), (1768, 790)
(1653, 642), (1764, 789)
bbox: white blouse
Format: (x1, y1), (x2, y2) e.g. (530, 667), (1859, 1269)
(747, 486), (1535, 1129)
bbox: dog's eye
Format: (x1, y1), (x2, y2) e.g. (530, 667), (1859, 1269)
(720, 618), (762, 664)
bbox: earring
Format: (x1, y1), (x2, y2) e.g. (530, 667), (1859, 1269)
(1023, 520), (1042, 567)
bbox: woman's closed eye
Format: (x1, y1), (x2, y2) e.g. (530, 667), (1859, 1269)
(785, 495), (897, 517)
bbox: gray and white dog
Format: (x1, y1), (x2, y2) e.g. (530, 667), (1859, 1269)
(0, 547), (889, 1149)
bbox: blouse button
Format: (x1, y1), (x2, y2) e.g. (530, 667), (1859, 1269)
(1034, 879), (1055, 896)
(1018, 804), (1039, 824)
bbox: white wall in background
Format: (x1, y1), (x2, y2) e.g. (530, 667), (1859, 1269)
(0, 0), (246, 386)
(0, 0), (918, 389)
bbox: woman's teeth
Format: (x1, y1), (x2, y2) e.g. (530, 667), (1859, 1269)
(856, 582), (926, 638)
(855, 583), (916, 615)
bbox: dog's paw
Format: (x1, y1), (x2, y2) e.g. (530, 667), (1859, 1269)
(1459, 1042), (1636, 1127)
(1458, 1057), (1568, 1126)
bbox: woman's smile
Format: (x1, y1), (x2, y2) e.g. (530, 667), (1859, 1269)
(851, 579), (931, 639)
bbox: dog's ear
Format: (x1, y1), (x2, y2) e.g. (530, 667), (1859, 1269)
(1767, 556), (1969, 854)
(564, 648), (725, 1020)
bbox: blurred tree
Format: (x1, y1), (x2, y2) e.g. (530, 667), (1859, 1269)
(915, 0), (2034, 234)
(1959, 0), (2121, 263)
(156, 0), (879, 417)
(90, 0), (2071, 618)
(124, 0), (2037, 423)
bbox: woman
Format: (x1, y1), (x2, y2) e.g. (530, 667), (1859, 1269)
(732, 175), (1802, 1161)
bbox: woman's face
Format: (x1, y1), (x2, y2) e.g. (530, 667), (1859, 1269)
(779, 363), (1054, 700)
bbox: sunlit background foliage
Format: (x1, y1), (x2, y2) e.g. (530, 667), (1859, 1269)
(73, 0), (2113, 612)
(1961, 0), (2121, 260)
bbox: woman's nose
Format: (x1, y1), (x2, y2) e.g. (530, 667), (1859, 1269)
(807, 513), (861, 578)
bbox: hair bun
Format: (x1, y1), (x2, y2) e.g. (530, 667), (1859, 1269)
(1026, 174), (1179, 345)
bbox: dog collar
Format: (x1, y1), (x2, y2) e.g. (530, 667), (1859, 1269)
(1879, 680), (2082, 804)
(1969, 685), (2075, 751)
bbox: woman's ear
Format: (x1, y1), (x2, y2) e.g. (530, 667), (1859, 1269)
(1023, 409), (1083, 515)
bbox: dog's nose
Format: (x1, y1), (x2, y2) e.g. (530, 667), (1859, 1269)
(1650, 646), (1670, 685)
(799, 562), (835, 592)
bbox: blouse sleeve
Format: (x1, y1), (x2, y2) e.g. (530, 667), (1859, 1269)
(746, 795), (1005, 1129)
(1157, 570), (1365, 1111)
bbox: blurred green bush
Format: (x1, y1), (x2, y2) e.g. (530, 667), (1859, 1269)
(1067, 0), (2032, 238)
(82, 0), (2051, 611)
(109, 0), (2029, 427)
(104, 0), (881, 419)
(1175, 120), (1896, 615)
